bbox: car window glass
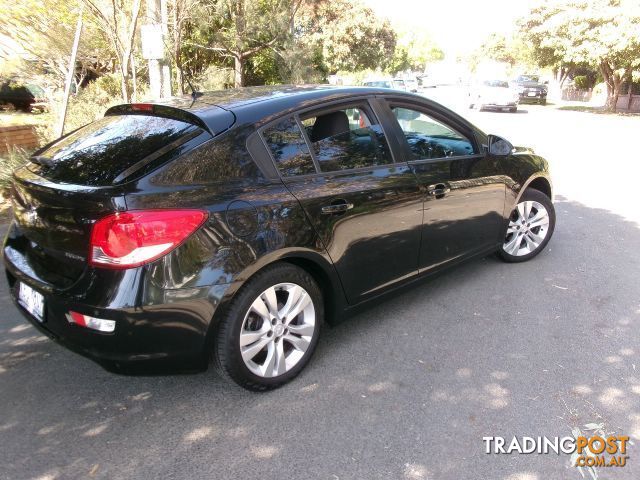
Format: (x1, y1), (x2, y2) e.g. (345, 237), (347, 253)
(303, 106), (393, 173)
(263, 116), (316, 176)
(29, 115), (204, 186)
(391, 106), (475, 159)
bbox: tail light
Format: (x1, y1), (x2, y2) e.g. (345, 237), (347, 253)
(89, 210), (208, 269)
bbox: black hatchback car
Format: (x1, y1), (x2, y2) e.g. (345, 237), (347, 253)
(4, 86), (555, 390)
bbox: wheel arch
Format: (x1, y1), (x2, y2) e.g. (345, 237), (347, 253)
(524, 176), (552, 199)
(206, 249), (346, 350)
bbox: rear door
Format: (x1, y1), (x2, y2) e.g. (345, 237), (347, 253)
(260, 98), (423, 304)
(379, 98), (506, 272)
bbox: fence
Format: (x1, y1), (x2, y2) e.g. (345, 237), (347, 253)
(561, 87), (592, 102)
(616, 94), (640, 112)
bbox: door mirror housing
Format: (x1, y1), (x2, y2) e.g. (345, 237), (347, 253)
(487, 134), (514, 156)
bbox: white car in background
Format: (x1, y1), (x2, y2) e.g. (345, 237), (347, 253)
(469, 79), (520, 112)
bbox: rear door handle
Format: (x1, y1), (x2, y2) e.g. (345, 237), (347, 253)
(321, 201), (354, 214)
(427, 183), (450, 198)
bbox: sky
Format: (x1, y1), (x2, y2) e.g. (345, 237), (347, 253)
(362, 0), (537, 58)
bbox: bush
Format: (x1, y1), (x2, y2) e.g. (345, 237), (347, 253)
(0, 147), (29, 196)
(36, 74), (126, 144)
(573, 75), (592, 90)
(195, 66), (234, 91)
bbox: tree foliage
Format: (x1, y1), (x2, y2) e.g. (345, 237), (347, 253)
(388, 28), (443, 75)
(519, 0), (640, 108)
(297, 0), (396, 74)
(0, 0), (110, 91)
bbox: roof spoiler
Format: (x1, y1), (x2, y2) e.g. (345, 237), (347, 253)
(105, 103), (211, 134)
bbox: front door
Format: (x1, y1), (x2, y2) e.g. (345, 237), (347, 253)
(381, 100), (506, 272)
(261, 100), (423, 303)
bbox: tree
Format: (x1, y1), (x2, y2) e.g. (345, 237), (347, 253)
(573, 0), (640, 109)
(166, 0), (201, 95)
(187, 0), (303, 87)
(82, 0), (142, 102)
(0, 0), (110, 92)
(520, 0), (640, 109)
(473, 33), (534, 71)
(298, 0), (396, 74)
(388, 27), (443, 75)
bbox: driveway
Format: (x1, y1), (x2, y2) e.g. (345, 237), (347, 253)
(1, 105), (639, 480)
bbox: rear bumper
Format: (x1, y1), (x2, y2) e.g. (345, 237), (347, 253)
(4, 260), (234, 373)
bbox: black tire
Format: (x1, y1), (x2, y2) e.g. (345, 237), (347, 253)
(213, 262), (323, 391)
(539, 99), (547, 106)
(509, 107), (517, 113)
(498, 188), (555, 263)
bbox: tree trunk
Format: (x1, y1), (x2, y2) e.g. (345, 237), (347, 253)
(234, 55), (244, 87)
(600, 61), (616, 111)
(627, 68), (633, 111)
(120, 66), (130, 102)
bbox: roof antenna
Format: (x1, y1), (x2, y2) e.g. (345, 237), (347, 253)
(183, 70), (203, 105)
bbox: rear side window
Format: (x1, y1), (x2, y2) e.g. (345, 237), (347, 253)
(30, 115), (204, 186)
(262, 117), (315, 177)
(302, 106), (393, 173)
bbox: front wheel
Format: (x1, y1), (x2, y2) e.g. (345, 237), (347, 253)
(498, 188), (555, 263)
(213, 263), (323, 391)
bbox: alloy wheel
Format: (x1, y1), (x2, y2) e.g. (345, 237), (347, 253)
(239, 283), (316, 378)
(503, 200), (550, 256)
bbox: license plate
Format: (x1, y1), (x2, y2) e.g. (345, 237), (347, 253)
(527, 92), (537, 97)
(18, 282), (45, 322)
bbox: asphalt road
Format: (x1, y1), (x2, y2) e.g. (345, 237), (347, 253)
(2, 104), (640, 480)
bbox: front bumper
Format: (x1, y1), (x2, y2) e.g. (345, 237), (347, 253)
(481, 101), (518, 109)
(519, 91), (547, 102)
(5, 258), (234, 373)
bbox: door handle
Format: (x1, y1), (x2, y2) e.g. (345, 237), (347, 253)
(321, 201), (354, 214)
(427, 183), (450, 198)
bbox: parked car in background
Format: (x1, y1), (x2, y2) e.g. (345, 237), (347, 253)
(469, 80), (520, 112)
(512, 75), (548, 105)
(363, 79), (410, 91)
(363, 79), (394, 89)
(5, 85), (555, 390)
(401, 78), (419, 92)
(0, 80), (48, 112)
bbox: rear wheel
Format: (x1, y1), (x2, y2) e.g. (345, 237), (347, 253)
(213, 263), (323, 391)
(498, 188), (555, 263)
(509, 106), (517, 113)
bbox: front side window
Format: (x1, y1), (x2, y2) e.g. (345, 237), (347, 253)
(391, 106), (475, 160)
(262, 117), (316, 177)
(302, 106), (393, 173)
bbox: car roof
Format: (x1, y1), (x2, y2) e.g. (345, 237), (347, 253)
(144, 84), (421, 128)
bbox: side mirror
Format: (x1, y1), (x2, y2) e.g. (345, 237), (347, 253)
(487, 134), (514, 156)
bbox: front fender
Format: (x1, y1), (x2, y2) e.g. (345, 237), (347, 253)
(500, 152), (553, 213)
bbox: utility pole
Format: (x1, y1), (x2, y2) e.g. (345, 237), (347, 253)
(57, 5), (83, 138)
(143, 0), (170, 99)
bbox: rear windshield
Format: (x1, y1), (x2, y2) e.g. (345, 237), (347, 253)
(30, 114), (203, 186)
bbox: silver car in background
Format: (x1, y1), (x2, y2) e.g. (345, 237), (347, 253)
(469, 80), (520, 112)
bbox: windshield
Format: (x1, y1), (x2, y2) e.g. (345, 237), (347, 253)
(30, 114), (203, 186)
